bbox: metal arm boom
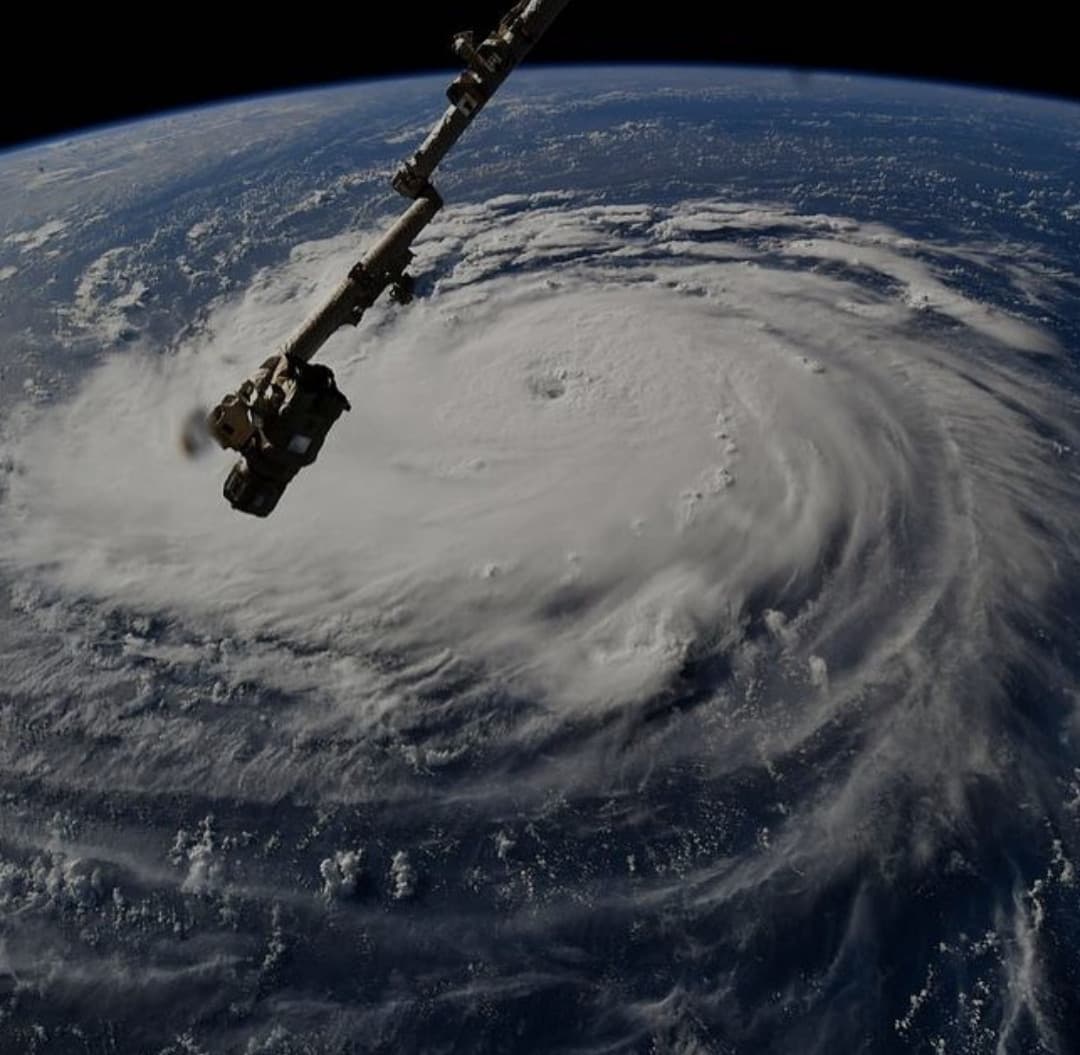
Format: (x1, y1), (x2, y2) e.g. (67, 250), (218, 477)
(392, 0), (573, 199)
(207, 0), (573, 517)
(282, 186), (442, 362)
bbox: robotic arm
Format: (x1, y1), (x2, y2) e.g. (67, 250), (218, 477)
(207, 0), (572, 517)
(392, 0), (573, 198)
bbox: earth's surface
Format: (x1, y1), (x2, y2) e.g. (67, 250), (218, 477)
(1, 66), (1079, 1054)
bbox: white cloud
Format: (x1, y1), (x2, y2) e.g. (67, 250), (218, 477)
(319, 849), (363, 901)
(389, 850), (416, 901)
(4, 217), (68, 252)
(171, 817), (221, 894)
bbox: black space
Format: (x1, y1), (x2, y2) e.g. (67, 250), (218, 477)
(5, 4), (1077, 150)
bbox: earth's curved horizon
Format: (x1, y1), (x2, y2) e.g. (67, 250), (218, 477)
(9, 62), (1079, 159)
(1, 66), (1078, 1054)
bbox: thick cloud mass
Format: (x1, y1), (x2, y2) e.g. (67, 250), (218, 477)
(2, 194), (1079, 1051)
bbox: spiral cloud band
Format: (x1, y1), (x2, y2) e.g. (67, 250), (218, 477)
(2, 194), (1079, 1050)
